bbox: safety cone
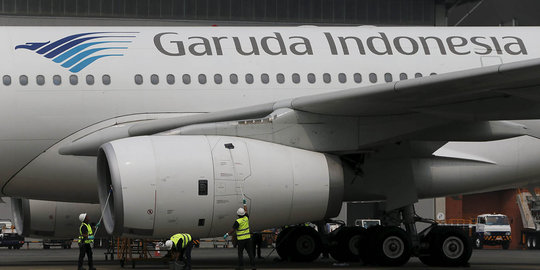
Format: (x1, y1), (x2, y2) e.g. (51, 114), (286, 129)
(154, 244), (161, 257)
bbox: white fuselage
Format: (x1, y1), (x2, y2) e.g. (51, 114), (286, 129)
(1, 26), (539, 203)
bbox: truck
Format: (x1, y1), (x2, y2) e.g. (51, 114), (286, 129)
(439, 214), (511, 250)
(516, 188), (540, 249)
(0, 221), (25, 249)
(472, 214), (511, 249)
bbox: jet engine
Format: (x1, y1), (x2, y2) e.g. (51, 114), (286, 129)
(11, 198), (102, 238)
(97, 135), (344, 237)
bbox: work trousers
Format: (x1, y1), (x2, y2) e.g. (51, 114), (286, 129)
(252, 233), (262, 258)
(179, 242), (194, 270)
(237, 238), (255, 269)
(78, 243), (93, 269)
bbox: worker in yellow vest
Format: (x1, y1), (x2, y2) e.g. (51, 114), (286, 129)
(225, 203), (255, 270)
(78, 213), (97, 270)
(165, 233), (194, 270)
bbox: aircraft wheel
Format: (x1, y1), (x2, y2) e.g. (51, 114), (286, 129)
(288, 226), (322, 262)
(329, 227), (366, 262)
(370, 226), (411, 266)
(276, 227), (294, 260)
(429, 227), (472, 267)
(532, 237), (537, 249)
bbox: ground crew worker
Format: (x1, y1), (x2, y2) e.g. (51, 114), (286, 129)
(78, 213), (97, 270)
(165, 233), (194, 270)
(225, 203), (255, 270)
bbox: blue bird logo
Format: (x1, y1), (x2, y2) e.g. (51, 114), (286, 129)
(15, 32), (138, 73)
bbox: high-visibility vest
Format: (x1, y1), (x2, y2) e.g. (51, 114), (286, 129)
(236, 216), (250, 240)
(171, 233), (192, 249)
(78, 223), (93, 244)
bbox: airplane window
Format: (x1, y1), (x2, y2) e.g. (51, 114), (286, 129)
(307, 73), (316, 84)
(198, 74), (207, 84)
(182, 74), (191, 84)
(400, 73), (408, 80)
(338, 73), (347, 83)
(214, 74), (222, 84)
(261, 73), (269, 84)
(292, 73), (300, 84)
(53, 75), (61, 85)
(276, 73), (285, 84)
(323, 73), (331, 83)
(36, 75), (45, 85)
(102, 75), (111, 85)
(384, 73), (393, 82)
(86, 75), (95, 85)
(166, 74), (175, 85)
(415, 73), (423, 78)
(230, 74), (238, 84)
(70, 75), (78, 85)
(19, 75), (28, 86)
(135, 74), (143, 85)
(369, 73), (377, 83)
(151, 74), (159, 85)
(2, 75), (11, 86)
(245, 73), (254, 84)
(353, 73), (362, 83)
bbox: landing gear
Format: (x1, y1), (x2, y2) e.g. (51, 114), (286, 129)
(366, 226), (411, 266)
(329, 227), (366, 262)
(418, 226), (472, 267)
(276, 226), (322, 262)
(275, 205), (473, 267)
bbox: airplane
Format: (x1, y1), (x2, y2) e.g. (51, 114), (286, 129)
(3, 26), (540, 266)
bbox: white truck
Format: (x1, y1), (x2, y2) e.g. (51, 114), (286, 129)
(473, 214), (511, 249)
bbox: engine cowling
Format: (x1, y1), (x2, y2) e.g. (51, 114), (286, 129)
(97, 135), (344, 237)
(11, 198), (102, 238)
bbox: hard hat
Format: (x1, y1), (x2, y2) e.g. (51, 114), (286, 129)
(78, 213), (87, 222)
(165, 240), (173, 250)
(237, 207), (245, 216)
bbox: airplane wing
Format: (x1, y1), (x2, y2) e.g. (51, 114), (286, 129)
(60, 58), (540, 156)
(130, 58), (540, 136)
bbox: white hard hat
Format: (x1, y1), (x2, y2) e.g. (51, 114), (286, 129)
(237, 208), (245, 216)
(78, 213), (87, 222)
(165, 240), (173, 250)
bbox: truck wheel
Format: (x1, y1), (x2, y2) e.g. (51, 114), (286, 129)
(502, 242), (510, 250)
(474, 236), (483, 249)
(370, 226), (411, 266)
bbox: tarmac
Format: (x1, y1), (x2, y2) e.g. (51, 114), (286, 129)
(1, 244), (540, 270)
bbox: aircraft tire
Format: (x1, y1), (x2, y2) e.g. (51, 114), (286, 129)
(429, 227), (472, 267)
(276, 227), (294, 260)
(287, 226), (322, 262)
(329, 227), (366, 262)
(370, 226), (411, 266)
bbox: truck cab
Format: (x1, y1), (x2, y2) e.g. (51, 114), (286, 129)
(474, 214), (511, 249)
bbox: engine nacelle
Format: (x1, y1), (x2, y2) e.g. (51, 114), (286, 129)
(11, 198), (102, 238)
(97, 136), (343, 237)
